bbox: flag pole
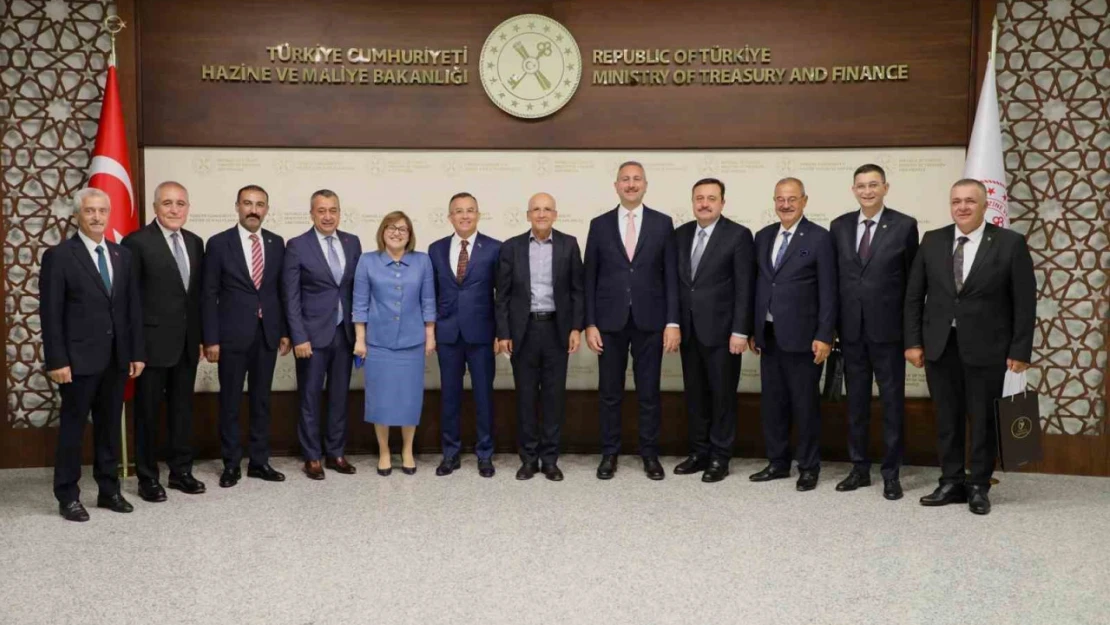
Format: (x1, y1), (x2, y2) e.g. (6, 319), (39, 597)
(103, 14), (130, 480)
(990, 17), (998, 64)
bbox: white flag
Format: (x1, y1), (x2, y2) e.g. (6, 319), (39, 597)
(963, 57), (1009, 228)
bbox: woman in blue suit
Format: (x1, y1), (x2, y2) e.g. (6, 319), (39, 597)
(352, 211), (436, 476)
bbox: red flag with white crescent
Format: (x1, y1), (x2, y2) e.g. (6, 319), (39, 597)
(88, 62), (136, 243)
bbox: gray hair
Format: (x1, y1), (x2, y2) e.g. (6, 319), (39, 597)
(73, 187), (110, 212)
(952, 178), (988, 202)
(774, 177), (807, 196)
(615, 160), (646, 180)
(153, 180), (188, 203)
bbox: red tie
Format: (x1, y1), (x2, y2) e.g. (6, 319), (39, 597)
(250, 233), (263, 317)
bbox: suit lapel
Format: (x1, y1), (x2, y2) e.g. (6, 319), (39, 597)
(187, 231), (202, 293)
(340, 232), (359, 284)
(463, 235), (484, 286)
(772, 219), (806, 275)
(69, 237), (111, 299)
(304, 229), (337, 286)
(941, 226), (957, 295)
(861, 210), (893, 271)
(677, 225), (693, 282)
(521, 234), (533, 297)
(108, 243), (124, 300)
(230, 229), (254, 286)
(262, 231), (281, 288)
(693, 220), (726, 284)
(961, 225), (996, 291)
(840, 213), (862, 268)
(608, 208), (630, 264)
(151, 223), (188, 295)
(631, 207), (650, 260)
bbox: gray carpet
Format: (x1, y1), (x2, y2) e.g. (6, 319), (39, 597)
(1, 455), (1107, 625)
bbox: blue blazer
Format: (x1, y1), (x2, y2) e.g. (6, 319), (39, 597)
(202, 226), (286, 351)
(40, 236), (145, 375)
(352, 251), (435, 350)
(584, 205), (679, 332)
(428, 232), (501, 344)
(753, 217), (837, 353)
(282, 228), (362, 348)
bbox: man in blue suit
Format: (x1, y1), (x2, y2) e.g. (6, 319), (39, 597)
(202, 184), (291, 488)
(41, 188), (146, 522)
(282, 189), (362, 480)
(830, 164), (919, 500)
(429, 192), (502, 477)
(749, 177), (837, 491)
(584, 161), (680, 481)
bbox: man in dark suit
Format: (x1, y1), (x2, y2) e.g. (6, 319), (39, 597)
(584, 161), (680, 481)
(495, 192), (584, 482)
(829, 164), (919, 500)
(282, 189), (362, 480)
(429, 192), (502, 477)
(202, 184), (291, 488)
(41, 187), (145, 521)
(122, 181), (207, 503)
(749, 177), (837, 491)
(673, 178), (754, 483)
(905, 179), (1036, 515)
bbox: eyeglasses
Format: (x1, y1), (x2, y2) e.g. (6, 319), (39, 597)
(385, 225), (409, 234)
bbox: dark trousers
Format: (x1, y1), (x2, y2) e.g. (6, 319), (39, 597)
(53, 361), (125, 503)
(438, 340), (496, 460)
(841, 339), (905, 479)
(295, 326), (353, 461)
(511, 317), (567, 465)
(597, 317), (663, 457)
(217, 321), (278, 468)
(679, 322), (741, 461)
(133, 345), (198, 483)
(924, 329), (1005, 488)
(759, 323), (822, 472)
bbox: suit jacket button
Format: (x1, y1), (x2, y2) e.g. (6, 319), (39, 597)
(394, 316), (400, 321)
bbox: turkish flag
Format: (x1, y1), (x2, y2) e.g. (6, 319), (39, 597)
(963, 55), (1010, 228)
(88, 62), (137, 243)
(88, 61), (137, 400)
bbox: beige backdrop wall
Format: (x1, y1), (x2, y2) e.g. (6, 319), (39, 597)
(143, 147), (965, 397)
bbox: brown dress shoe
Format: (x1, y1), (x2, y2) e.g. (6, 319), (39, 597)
(325, 456), (357, 475)
(303, 460), (325, 480)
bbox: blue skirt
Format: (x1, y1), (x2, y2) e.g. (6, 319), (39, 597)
(364, 344), (426, 426)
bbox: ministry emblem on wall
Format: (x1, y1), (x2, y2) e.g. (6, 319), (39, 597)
(479, 14), (582, 119)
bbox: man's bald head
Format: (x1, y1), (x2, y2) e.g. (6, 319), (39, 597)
(526, 192), (558, 240)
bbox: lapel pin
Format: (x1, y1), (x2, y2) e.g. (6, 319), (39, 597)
(882, 224), (888, 229)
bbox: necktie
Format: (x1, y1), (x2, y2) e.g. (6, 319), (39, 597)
(170, 232), (190, 288)
(250, 233), (263, 289)
(95, 245), (111, 292)
(624, 212), (637, 260)
(456, 239), (469, 283)
(690, 229), (707, 280)
(953, 236), (969, 293)
(773, 231), (791, 270)
(858, 219), (874, 261)
(326, 235), (344, 324)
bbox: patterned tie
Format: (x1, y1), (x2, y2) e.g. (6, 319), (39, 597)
(690, 229), (707, 280)
(171, 232), (190, 288)
(250, 233), (263, 318)
(858, 220), (874, 261)
(953, 236), (969, 293)
(773, 231), (791, 270)
(95, 245), (111, 292)
(624, 211), (637, 260)
(326, 235), (343, 324)
(456, 239), (469, 284)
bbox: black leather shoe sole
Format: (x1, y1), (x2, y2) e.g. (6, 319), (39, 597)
(138, 487), (167, 503)
(168, 479), (206, 495)
(749, 469), (791, 482)
(702, 469), (729, 483)
(96, 497), (134, 513)
(835, 476), (872, 492)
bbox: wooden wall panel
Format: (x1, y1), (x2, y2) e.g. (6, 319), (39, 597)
(138, 0), (974, 149)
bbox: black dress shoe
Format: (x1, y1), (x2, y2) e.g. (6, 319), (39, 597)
(168, 473), (206, 494)
(596, 455), (617, 480)
(749, 464), (790, 482)
(541, 462), (564, 482)
(436, 455), (461, 476)
(377, 466), (392, 477)
(835, 471), (872, 492)
(643, 456), (665, 481)
(138, 480), (167, 503)
(919, 483), (968, 506)
(883, 478), (904, 500)
(968, 485), (991, 515)
(796, 470), (819, 492)
(59, 500), (89, 522)
(96, 493), (134, 513)
(219, 466), (242, 488)
(478, 458), (496, 478)
(701, 459), (730, 483)
(401, 464), (417, 475)
(673, 454), (709, 475)
(247, 463), (286, 482)
(516, 461), (539, 480)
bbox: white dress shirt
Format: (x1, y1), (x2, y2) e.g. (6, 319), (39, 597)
(765, 221), (800, 322)
(856, 206), (885, 250)
(618, 205), (643, 253)
(77, 230), (113, 283)
(238, 223), (265, 280)
(952, 219), (986, 284)
(315, 228), (346, 275)
(450, 231), (478, 275)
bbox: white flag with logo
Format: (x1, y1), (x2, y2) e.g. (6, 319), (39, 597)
(963, 57), (1009, 228)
